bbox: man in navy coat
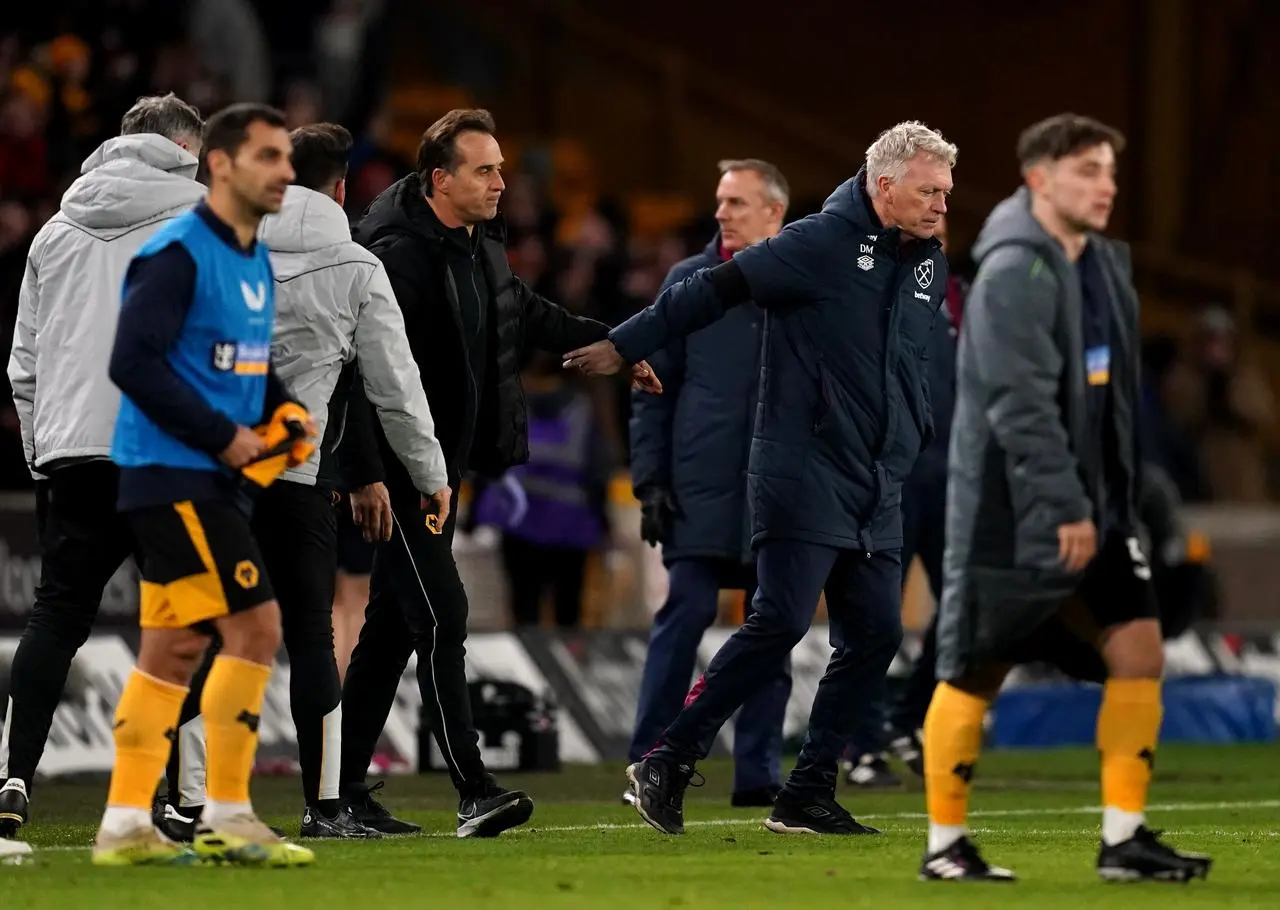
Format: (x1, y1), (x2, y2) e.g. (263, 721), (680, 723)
(627, 159), (793, 808)
(846, 216), (964, 787)
(565, 121), (958, 836)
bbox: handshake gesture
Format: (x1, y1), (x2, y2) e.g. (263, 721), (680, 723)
(563, 341), (663, 394)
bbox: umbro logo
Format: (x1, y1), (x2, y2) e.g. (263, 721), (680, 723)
(857, 255), (874, 272)
(803, 806), (832, 818)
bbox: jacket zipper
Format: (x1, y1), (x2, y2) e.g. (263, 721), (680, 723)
(467, 249), (483, 455)
(442, 266), (477, 471)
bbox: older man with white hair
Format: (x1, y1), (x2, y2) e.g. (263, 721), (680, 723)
(564, 121), (957, 837)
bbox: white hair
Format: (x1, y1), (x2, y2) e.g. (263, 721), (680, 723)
(864, 121), (958, 198)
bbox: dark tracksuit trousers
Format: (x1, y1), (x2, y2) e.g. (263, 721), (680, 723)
(339, 468), (490, 798)
(0, 462), (141, 788)
(168, 479), (344, 812)
(847, 457), (946, 758)
(629, 558), (791, 794)
(651, 539), (902, 797)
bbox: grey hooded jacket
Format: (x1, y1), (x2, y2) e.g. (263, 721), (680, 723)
(8, 134), (206, 477)
(935, 187), (1141, 680)
(259, 185), (447, 495)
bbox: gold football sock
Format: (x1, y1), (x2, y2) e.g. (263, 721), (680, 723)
(923, 683), (990, 828)
(106, 669), (189, 809)
(1097, 677), (1162, 813)
(201, 655), (272, 805)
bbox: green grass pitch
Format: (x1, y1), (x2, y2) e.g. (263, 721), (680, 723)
(5, 744), (1279, 908)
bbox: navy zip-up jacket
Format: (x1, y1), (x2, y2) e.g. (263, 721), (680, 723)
(628, 235), (762, 564)
(611, 169), (947, 552)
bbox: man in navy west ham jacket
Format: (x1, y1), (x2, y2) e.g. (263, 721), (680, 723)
(565, 121), (958, 836)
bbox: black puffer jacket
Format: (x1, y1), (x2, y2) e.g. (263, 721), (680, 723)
(354, 174), (609, 481)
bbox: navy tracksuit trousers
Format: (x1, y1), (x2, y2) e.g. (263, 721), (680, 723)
(629, 558), (790, 794)
(849, 456), (946, 757)
(651, 540), (902, 796)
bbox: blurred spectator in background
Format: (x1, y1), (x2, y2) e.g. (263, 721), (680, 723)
(472, 350), (614, 629)
(1164, 306), (1276, 502)
(0, 90), (51, 199)
(187, 0), (271, 103)
(1138, 334), (1207, 501)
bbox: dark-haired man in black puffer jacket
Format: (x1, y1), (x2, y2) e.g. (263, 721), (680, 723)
(340, 107), (658, 837)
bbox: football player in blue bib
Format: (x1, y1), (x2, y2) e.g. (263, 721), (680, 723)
(95, 103), (315, 868)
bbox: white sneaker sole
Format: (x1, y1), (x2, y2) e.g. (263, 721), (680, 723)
(0, 837), (32, 865)
(763, 819), (822, 835)
(456, 796), (534, 838)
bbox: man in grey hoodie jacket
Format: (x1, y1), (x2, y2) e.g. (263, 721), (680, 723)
(919, 114), (1211, 884)
(0, 94), (207, 837)
(169, 123), (451, 840)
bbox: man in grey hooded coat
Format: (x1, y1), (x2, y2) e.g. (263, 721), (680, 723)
(919, 113), (1211, 885)
(0, 94), (206, 836)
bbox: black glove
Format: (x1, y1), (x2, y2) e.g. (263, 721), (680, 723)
(639, 489), (677, 547)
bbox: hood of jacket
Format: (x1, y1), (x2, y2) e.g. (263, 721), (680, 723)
(820, 168), (883, 232)
(971, 186), (1065, 264)
(59, 134), (204, 232)
(259, 184), (352, 254)
(356, 173), (443, 247)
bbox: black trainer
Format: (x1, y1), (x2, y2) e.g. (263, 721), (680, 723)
(457, 785), (534, 838)
(731, 785), (780, 808)
(0, 780), (29, 837)
(341, 781), (421, 835)
(919, 836), (1017, 881)
(301, 805), (382, 839)
(764, 789), (879, 835)
(1097, 826), (1212, 883)
(152, 798), (200, 843)
(844, 753), (903, 788)
(625, 755), (703, 835)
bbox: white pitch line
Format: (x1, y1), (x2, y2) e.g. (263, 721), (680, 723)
(501, 798), (1280, 835)
(19, 798), (1280, 852)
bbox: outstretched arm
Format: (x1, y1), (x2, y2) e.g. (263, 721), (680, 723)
(519, 278), (611, 353)
(564, 215), (831, 377)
